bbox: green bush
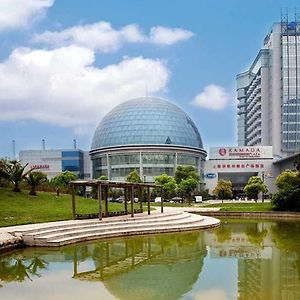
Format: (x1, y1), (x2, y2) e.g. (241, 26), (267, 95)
(272, 187), (300, 211)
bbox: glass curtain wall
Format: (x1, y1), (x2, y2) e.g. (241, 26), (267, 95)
(92, 151), (203, 181)
(281, 23), (300, 151)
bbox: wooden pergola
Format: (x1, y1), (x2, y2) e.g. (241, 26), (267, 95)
(70, 180), (163, 220)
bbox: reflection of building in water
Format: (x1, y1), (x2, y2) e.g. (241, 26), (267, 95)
(238, 250), (300, 300)
(72, 232), (207, 300)
(206, 221), (300, 300)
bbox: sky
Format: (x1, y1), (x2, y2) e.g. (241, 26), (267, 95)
(0, 0), (299, 158)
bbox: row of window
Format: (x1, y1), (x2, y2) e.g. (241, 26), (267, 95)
(94, 153), (200, 167)
(92, 153), (201, 179)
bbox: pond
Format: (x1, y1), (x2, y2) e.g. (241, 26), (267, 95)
(0, 219), (300, 300)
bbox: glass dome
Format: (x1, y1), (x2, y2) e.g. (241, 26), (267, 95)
(91, 97), (203, 150)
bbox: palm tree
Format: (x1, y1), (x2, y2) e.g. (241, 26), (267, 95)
(26, 171), (47, 196)
(2, 160), (33, 192)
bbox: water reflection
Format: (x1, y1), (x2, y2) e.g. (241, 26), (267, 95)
(0, 256), (47, 286)
(0, 220), (300, 300)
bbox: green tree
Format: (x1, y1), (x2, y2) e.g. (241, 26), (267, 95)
(212, 179), (233, 202)
(174, 166), (200, 202)
(1, 160), (33, 192)
(275, 169), (300, 191)
(126, 170), (142, 183)
(0, 159), (9, 187)
(177, 178), (198, 204)
(272, 169), (300, 211)
(99, 175), (108, 180)
(174, 166), (200, 184)
(51, 171), (77, 188)
(154, 173), (177, 199)
(244, 176), (268, 200)
(25, 171), (47, 196)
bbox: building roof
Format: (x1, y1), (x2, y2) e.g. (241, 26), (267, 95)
(91, 97), (203, 151)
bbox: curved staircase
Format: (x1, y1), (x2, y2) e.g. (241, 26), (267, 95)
(12, 211), (220, 247)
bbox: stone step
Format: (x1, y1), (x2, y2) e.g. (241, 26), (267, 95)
(45, 219), (218, 247)
(15, 211), (183, 235)
(32, 214), (213, 247)
(24, 212), (194, 239)
(32, 213), (199, 244)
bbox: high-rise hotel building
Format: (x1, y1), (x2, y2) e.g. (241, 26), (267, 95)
(237, 19), (300, 158)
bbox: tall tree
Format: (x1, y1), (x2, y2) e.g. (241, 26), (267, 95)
(26, 171), (47, 196)
(174, 166), (200, 202)
(51, 171), (77, 188)
(244, 176), (268, 200)
(212, 180), (233, 203)
(154, 173), (177, 199)
(174, 166), (200, 184)
(126, 170), (142, 183)
(177, 177), (198, 204)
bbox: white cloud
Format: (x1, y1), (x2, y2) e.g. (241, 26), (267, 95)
(150, 26), (194, 45)
(0, 0), (54, 31)
(191, 84), (231, 110)
(0, 46), (169, 128)
(33, 21), (194, 52)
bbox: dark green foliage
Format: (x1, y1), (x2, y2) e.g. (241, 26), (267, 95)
(272, 187), (300, 211)
(174, 166), (200, 202)
(174, 166), (199, 184)
(272, 169), (300, 211)
(51, 171), (77, 188)
(154, 173), (177, 199)
(25, 171), (47, 196)
(243, 176), (267, 200)
(212, 179), (233, 201)
(126, 170), (142, 183)
(1, 160), (33, 192)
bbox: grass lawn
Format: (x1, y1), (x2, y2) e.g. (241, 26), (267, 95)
(0, 188), (146, 227)
(202, 202), (273, 212)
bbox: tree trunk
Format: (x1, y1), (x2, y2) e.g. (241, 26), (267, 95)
(13, 182), (20, 192)
(29, 188), (37, 196)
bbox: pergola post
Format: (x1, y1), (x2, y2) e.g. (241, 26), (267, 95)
(71, 183), (76, 219)
(124, 187), (128, 214)
(131, 185), (134, 217)
(105, 186), (108, 216)
(98, 183), (102, 220)
(160, 187), (164, 213)
(147, 186), (150, 215)
(140, 187), (143, 211)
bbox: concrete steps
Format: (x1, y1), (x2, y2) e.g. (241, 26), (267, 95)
(18, 212), (220, 247)
(14, 211), (183, 235)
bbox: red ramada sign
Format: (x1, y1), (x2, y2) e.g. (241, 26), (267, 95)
(226, 147), (261, 158)
(211, 146), (272, 160)
(30, 164), (50, 170)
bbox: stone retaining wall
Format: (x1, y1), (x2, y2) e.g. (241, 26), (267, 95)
(0, 232), (23, 253)
(195, 211), (300, 219)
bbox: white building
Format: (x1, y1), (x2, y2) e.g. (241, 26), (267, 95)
(237, 20), (300, 158)
(19, 149), (92, 179)
(204, 146), (277, 195)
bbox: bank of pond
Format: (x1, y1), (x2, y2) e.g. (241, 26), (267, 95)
(0, 218), (300, 299)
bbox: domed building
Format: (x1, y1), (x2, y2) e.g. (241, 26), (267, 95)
(90, 97), (206, 182)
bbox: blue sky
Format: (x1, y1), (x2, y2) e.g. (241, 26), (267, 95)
(0, 0), (299, 158)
